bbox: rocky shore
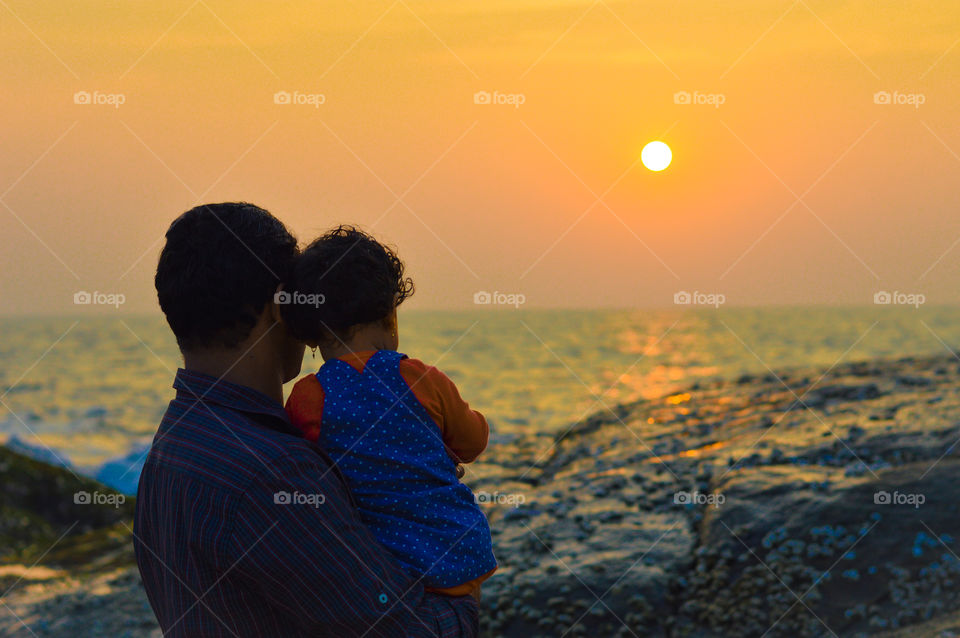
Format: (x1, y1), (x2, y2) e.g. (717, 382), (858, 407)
(475, 353), (960, 637)
(0, 436), (156, 637)
(3, 354), (960, 637)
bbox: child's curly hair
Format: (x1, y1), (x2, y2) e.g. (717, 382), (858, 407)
(281, 225), (414, 345)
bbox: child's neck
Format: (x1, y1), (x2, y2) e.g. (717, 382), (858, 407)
(319, 324), (395, 361)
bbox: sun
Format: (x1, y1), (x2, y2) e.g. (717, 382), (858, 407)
(641, 141), (672, 172)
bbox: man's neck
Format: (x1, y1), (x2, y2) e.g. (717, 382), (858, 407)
(183, 349), (284, 404)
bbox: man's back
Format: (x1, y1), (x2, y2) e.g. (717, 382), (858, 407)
(134, 368), (478, 637)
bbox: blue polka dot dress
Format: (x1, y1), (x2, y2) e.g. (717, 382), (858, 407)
(313, 349), (496, 589)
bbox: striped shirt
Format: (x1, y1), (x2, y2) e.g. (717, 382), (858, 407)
(133, 368), (479, 637)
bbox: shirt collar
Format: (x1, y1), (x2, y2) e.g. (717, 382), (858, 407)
(172, 368), (293, 427)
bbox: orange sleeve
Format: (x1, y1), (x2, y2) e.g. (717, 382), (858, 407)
(284, 375), (324, 443)
(398, 358), (489, 463)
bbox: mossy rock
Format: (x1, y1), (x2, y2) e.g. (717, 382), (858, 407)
(0, 445), (135, 567)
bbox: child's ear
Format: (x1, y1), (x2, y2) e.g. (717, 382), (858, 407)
(382, 307), (398, 328)
(380, 313), (396, 332)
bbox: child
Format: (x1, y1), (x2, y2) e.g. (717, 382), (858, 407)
(281, 225), (497, 598)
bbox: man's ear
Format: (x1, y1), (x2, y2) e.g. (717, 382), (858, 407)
(270, 284), (286, 324)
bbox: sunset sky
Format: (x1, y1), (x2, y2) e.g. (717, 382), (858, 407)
(1, 0), (958, 313)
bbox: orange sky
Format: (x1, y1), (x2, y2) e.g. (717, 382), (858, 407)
(1, 0), (958, 313)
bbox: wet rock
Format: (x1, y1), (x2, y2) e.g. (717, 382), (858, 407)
(9, 354), (960, 638)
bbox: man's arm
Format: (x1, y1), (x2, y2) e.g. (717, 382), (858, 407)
(227, 452), (478, 637)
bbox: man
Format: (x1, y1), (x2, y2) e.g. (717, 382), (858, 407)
(134, 202), (479, 637)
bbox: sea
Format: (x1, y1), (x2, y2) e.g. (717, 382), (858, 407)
(2, 306), (958, 493)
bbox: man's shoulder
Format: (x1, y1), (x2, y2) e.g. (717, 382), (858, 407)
(144, 396), (333, 494)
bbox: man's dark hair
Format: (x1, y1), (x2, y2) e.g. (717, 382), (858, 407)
(281, 225), (414, 345)
(155, 202), (298, 351)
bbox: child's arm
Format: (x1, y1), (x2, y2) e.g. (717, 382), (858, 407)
(399, 358), (489, 463)
(285, 375), (325, 442)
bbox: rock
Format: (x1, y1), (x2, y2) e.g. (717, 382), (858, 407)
(0, 444), (150, 637)
(0, 444), (134, 558)
(8, 353), (960, 638)
(4, 435), (73, 470)
(682, 460), (960, 637)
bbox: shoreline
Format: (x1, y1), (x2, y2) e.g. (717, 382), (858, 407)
(474, 352), (960, 636)
(3, 352), (960, 636)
